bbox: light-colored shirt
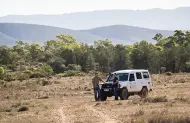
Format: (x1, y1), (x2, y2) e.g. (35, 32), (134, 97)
(92, 76), (103, 88)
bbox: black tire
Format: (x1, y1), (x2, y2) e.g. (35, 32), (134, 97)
(100, 90), (107, 101)
(139, 87), (148, 98)
(120, 88), (129, 100)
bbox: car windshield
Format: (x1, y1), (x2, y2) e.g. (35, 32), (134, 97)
(106, 73), (129, 83)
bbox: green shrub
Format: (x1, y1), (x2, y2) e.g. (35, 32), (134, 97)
(0, 80), (5, 85)
(7, 64), (17, 71)
(165, 72), (172, 76)
(67, 64), (81, 71)
(3, 73), (16, 82)
(55, 73), (65, 78)
(30, 72), (45, 78)
(0, 66), (4, 75)
(39, 64), (54, 76)
(0, 66), (4, 79)
(56, 70), (83, 77)
(16, 73), (29, 82)
(64, 70), (81, 77)
(23, 70), (33, 75)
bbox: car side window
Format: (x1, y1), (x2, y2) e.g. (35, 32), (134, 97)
(142, 72), (149, 78)
(129, 74), (135, 81)
(136, 72), (142, 79)
(118, 73), (128, 81)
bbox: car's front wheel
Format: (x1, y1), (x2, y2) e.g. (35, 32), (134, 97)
(100, 90), (107, 101)
(120, 88), (129, 100)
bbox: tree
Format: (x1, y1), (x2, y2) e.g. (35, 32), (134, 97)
(94, 40), (114, 72)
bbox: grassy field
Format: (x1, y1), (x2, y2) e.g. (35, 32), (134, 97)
(0, 73), (190, 123)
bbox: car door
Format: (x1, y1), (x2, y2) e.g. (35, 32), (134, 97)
(135, 72), (143, 91)
(118, 73), (129, 88)
(129, 73), (137, 92)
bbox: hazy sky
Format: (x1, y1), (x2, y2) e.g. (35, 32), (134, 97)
(0, 0), (190, 16)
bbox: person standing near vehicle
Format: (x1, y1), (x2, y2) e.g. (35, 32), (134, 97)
(113, 73), (119, 100)
(92, 72), (104, 101)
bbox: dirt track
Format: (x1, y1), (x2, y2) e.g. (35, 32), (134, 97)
(1, 74), (190, 123)
(56, 96), (123, 123)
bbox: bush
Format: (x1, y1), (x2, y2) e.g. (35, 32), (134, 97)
(143, 96), (168, 103)
(56, 70), (83, 77)
(0, 108), (12, 112)
(23, 70), (33, 75)
(39, 64), (54, 76)
(30, 72), (45, 78)
(67, 64), (81, 71)
(0, 80), (5, 85)
(160, 67), (166, 73)
(165, 72), (172, 76)
(16, 73), (29, 82)
(3, 73), (16, 82)
(48, 57), (66, 73)
(63, 70), (80, 77)
(7, 64), (17, 71)
(2, 81), (7, 87)
(41, 79), (49, 86)
(55, 73), (65, 78)
(18, 106), (28, 112)
(0, 67), (4, 79)
(0, 66), (4, 75)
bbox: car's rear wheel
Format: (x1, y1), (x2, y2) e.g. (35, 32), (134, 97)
(139, 87), (148, 98)
(120, 88), (129, 100)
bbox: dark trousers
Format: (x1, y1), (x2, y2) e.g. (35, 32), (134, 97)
(113, 87), (118, 100)
(93, 87), (100, 101)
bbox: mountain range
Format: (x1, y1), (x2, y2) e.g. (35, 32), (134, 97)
(0, 23), (174, 45)
(1, 7), (189, 45)
(0, 7), (190, 30)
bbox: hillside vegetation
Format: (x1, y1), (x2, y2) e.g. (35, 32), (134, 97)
(0, 27), (190, 123)
(0, 30), (190, 81)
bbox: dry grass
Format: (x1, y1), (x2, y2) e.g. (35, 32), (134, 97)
(143, 96), (168, 103)
(0, 73), (190, 123)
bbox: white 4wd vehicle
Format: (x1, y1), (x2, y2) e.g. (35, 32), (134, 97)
(99, 69), (153, 101)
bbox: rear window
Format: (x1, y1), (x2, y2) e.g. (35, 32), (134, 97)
(136, 72), (142, 79)
(142, 72), (149, 78)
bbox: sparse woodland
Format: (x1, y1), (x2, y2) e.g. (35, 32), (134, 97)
(0, 30), (190, 123)
(0, 30), (190, 80)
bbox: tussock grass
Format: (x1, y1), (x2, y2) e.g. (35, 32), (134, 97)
(174, 97), (189, 103)
(147, 115), (190, 123)
(143, 96), (168, 103)
(0, 108), (12, 112)
(18, 106), (29, 112)
(133, 109), (145, 117)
